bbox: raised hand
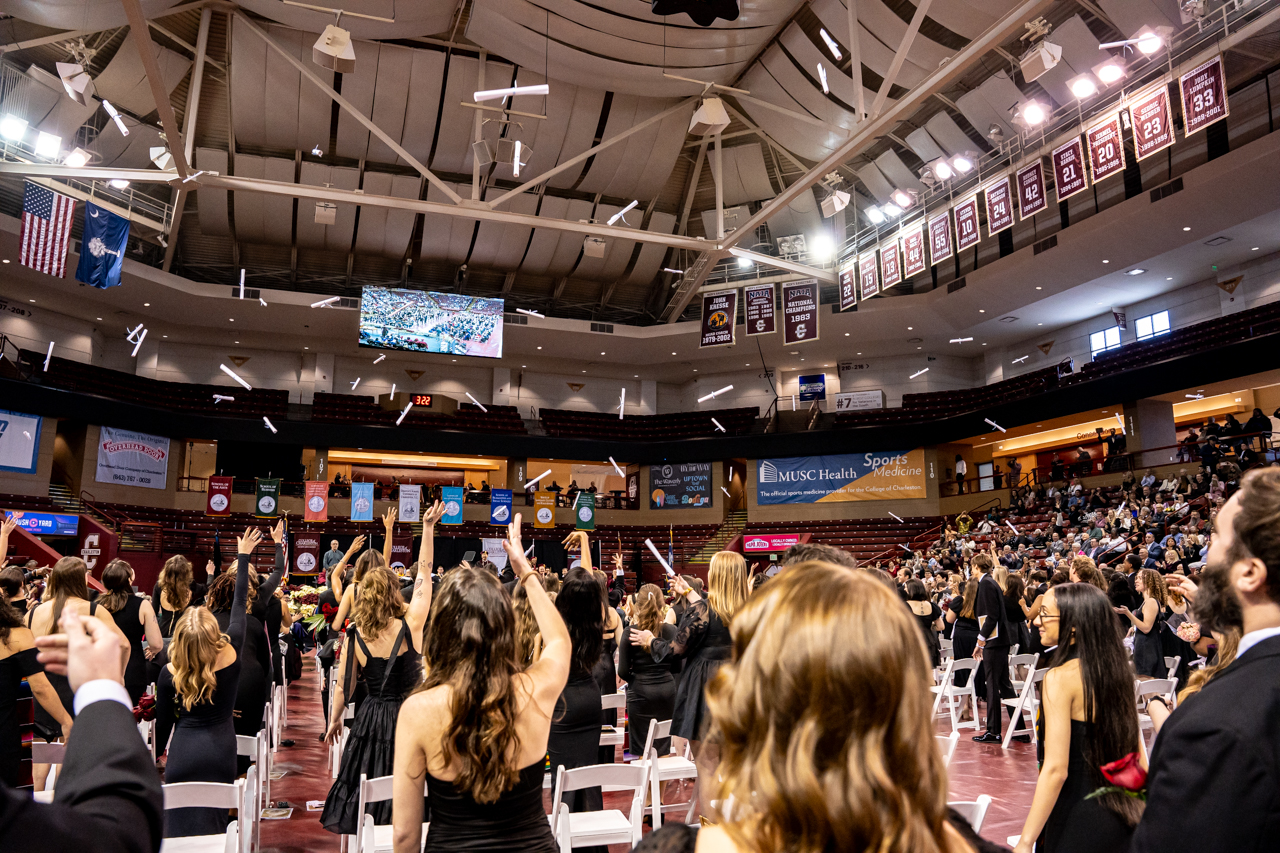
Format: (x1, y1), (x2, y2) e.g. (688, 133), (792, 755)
(423, 500), (446, 526)
(345, 534), (367, 556)
(237, 527), (264, 556)
(270, 518), (286, 544)
(503, 513), (534, 581)
(382, 507), (398, 529)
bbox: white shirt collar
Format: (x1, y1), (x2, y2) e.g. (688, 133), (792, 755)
(1237, 625), (1280, 660)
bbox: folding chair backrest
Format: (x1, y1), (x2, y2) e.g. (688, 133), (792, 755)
(640, 718), (674, 760)
(362, 773), (395, 804)
(936, 732), (960, 766)
(557, 762), (649, 793)
(31, 742), (65, 764)
(950, 658), (980, 674)
(601, 692), (626, 711)
(1136, 678), (1176, 700)
(236, 734), (260, 757)
(948, 794), (992, 833)
(1010, 653), (1040, 670)
(163, 779), (243, 810)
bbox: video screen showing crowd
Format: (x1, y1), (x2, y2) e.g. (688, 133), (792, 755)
(358, 287), (504, 358)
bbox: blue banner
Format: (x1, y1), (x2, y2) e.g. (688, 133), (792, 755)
(489, 488), (513, 525)
(349, 482), (374, 521)
(75, 202), (129, 289)
(441, 486), (464, 525)
(798, 373), (826, 401)
(756, 450), (927, 504)
(4, 509), (78, 536)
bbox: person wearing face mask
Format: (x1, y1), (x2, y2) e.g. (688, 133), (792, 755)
(1130, 468), (1280, 852)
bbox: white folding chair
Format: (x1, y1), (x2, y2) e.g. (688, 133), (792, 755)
(939, 637), (954, 664)
(1137, 678), (1178, 745)
(235, 733), (268, 846)
(31, 741), (65, 793)
(1008, 652), (1040, 693)
(158, 768), (253, 853)
(948, 794), (992, 834)
(931, 658), (980, 732)
(630, 719), (700, 828)
(1163, 656), (1182, 685)
(936, 732), (960, 767)
(1002, 668), (1046, 749)
(599, 692), (625, 753)
(550, 762), (651, 852)
(351, 773), (430, 853)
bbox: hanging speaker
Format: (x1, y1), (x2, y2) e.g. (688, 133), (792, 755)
(472, 140), (494, 166)
(496, 138), (516, 165)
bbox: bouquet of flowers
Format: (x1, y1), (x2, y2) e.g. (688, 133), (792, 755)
(288, 585), (326, 632)
(1086, 752), (1147, 802)
(1175, 620), (1201, 643)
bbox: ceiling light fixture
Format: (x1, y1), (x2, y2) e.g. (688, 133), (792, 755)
(0, 114), (27, 141)
(864, 206), (886, 224)
(34, 131), (61, 158)
(102, 100), (129, 136)
(1020, 100), (1048, 126)
(881, 202), (902, 217)
(1095, 60), (1126, 84)
(891, 188), (916, 209)
(108, 178), (130, 189)
(1125, 268), (1146, 275)
(1068, 74), (1098, 99)
(63, 147), (90, 168)
(810, 233), (835, 261)
(56, 62), (95, 105)
(737, 256), (753, 269)
(951, 153), (975, 173)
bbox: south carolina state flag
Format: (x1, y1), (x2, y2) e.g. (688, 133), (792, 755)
(75, 202), (129, 289)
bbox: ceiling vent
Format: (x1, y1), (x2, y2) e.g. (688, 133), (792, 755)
(999, 315), (1019, 323)
(1204, 236), (1232, 246)
(229, 286), (261, 300)
(590, 322), (614, 334)
(505, 313), (528, 325)
(1149, 177), (1184, 202)
(1033, 234), (1058, 255)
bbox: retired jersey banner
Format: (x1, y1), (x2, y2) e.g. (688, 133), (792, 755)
(928, 211), (952, 264)
(1180, 55), (1227, 136)
(304, 481), (329, 522)
(255, 478), (281, 518)
(1052, 136), (1089, 201)
(1016, 160), (1048, 219)
(95, 426), (169, 490)
(574, 491), (596, 531)
(1130, 84), (1174, 160)
(879, 240), (902, 289)
(984, 175), (1013, 235)
(756, 450), (927, 504)
(901, 222), (926, 278)
(350, 482), (374, 521)
(534, 491), (556, 528)
(398, 484), (421, 522)
(489, 488), (513, 525)
(837, 260), (857, 311)
(781, 280), (819, 345)
(206, 476), (233, 516)
(700, 289), (737, 347)
(1087, 112), (1125, 182)
(954, 195), (981, 252)
(743, 283), (775, 336)
(858, 250), (880, 299)
(441, 486), (464, 525)
(293, 532), (321, 575)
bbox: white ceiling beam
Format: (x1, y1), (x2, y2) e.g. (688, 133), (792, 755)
(120, 0), (191, 179)
(163, 4), (213, 271)
(869, 0), (935, 120)
(728, 247), (836, 282)
(733, 92), (849, 133)
(847, 0), (866, 120)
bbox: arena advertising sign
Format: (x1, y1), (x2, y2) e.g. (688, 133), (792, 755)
(206, 476), (233, 516)
(95, 426), (169, 490)
(744, 284), (775, 336)
(1052, 136), (1089, 201)
(1016, 160), (1048, 220)
(534, 491), (556, 528)
(953, 195), (981, 252)
(293, 533), (321, 574)
(1179, 55), (1228, 136)
(255, 478), (281, 518)
(833, 390), (886, 411)
(3, 509), (78, 536)
(0, 408), (41, 473)
(837, 260), (857, 311)
(489, 488), (513, 525)
(350, 482), (374, 521)
(700, 289), (737, 348)
(743, 533), (803, 553)
(626, 470), (640, 509)
(1130, 84), (1175, 160)
(1086, 112), (1125, 182)
(983, 175), (1013, 235)
(650, 462), (713, 509)
(798, 374), (826, 401)
(927, 211), (952, 264)
(756, 450), (927, 504)
(858, 250), (879, 300)
(304, 481), (329, 522)
(781, 280), (819, 345)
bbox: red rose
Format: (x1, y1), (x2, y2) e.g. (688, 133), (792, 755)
(1100, 752), (1147, 791)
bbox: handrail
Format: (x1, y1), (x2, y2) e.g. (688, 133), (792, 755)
(862, 519), (945, 567)
(1095, 496), (1209, 568)
(1028, 430), (1272, 483)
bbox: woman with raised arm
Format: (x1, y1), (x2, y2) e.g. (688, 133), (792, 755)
(392, 513), (570, 853)
(156, 527), (260, 837)
(97, 559), (164, 704)
(322, 502), (441, 835)
(332, 507), (398, 630)
(617, 583), (678, 758)
(255, 519), (291, 691)
(318, 534), (366, 727)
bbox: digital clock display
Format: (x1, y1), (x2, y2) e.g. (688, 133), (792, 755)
(412, 394), (433, 407)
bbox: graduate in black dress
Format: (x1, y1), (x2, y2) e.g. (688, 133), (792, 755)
(96, 560), (163, 705)
(617, 583), (678, 757)
(0, 597), (71, 788)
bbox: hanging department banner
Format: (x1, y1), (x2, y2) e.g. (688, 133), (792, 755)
(206, 476), (233, 516)
(650, 462), (713, 508)
(255, 478), (281, 518)
(1052, 136), (1089, 201)
(1016, 160), (1048, 219)
(350, 482), (375, 521)
(928, 211), (952, 264)
(0, 408), (41, 473)
(1130, 83), (1175, 160)
(700, 289), (738, 348)
(1087, 112), (1125, 182)
(441, 486), (464, 525)
(879, 239), (902, 289)
(534, 491), (556, 528)
(489, 488), (513, 525)
(1180, 54), (1227, 136)
(574, 491), (596, 531)
(837, 260), (857, 311)
(984, 175), (1014, 235)
(901, 221), (926, 278)
(398, 484), (422, 522)
(858, 250), (880, 300)
(756, 450), (927, 504)
(304, 481), (329, 522)
(293, 532), (321, 575)
(95, 426), (169, 490)
(954, 194), (981, 252)
(744, 283), (775, 336)
(781, 280), (819, 345)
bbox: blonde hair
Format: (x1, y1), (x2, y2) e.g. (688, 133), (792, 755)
(706, 562), (952, 853)
(992, 566), (1009, 592)
(632, 583), (665, 635)
(170, 607), (228, 711)
(352, 567), (406, 639)
(512, 577), (542, 665)
(707, 551), (750, 624)
(1178, 628), (1238, 704)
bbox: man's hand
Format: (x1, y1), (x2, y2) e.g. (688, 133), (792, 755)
(35, 609), (125, 691)
(1167, 573), (1197, 602)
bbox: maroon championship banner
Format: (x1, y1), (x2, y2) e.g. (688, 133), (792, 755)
(206, 476), (232, 516)
(1016, 160), (1048, 220)
(954, 195), (981, 252)
(984, 175), (1013, 236)
(293, 531), (322, 575)
(744, 283), (775, 336)
(901, 221), (926, 278)
(858, 250), (879, 300)
(879, 238), (902, 289)
(837, 260), (857, 310)
(304, 480), (329, 522)
(1130, 84), (1175, 161)
(1052, 136), (1089, 201)
(928, 210), (952, 264)
(1179, 55), (1228, 136)
(1087, 112), (1125, 182)
(700, 289), (738, 347)
(781, 280), (819, 345)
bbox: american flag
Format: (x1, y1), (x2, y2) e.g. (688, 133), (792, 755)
(20, 182), (76, 277)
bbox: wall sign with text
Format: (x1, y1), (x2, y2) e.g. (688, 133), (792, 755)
(928, 211), (952, 264)
(782, 280), (820, 345)
(858, 250), (880, 300)
(954, 195), (981, 252)
(837, 261), (857, 311)
(1130, 84), (1175, 160)
(880, 240), (902, 289)
(700, 289), (738, 348)
(901, 222), (926, 278)
(1086, 112), (1125, 182)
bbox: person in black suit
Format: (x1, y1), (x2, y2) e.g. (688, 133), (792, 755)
(1133, 468), (1280, 852)
(0, 608), (163, 853)
(972, 551), (1013, 742)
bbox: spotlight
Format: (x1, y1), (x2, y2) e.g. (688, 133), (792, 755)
(313, 24), (356, 73)
(0, 114), (27, 141)
(56, 62), (95, 106)
(689, 96), (731, 136)
(474, 84), (549, 102)
(951, 153), (975, 173)
(108, 178), (130, 189)
(737, 255), (753, 269)
(1020, 100), (1048, 126)
(810, 234), (835, 261)
(931, 159), (954, 181)
(102, 101), (129, 136)
(150, 146), (174, 170)
(63, 147), (90, 168)
(1068, 74), (1098, 99)
(819, 28), (842, 60)
(1095, 60), (1126, 84)
(881, 202), (902, 217)
(1136, 30), (1163, 54)
(891, 188), (916, 209)
(987, 124), (1004, 143)
(34, 131), (61, 158)
(864, 206), (886, 224)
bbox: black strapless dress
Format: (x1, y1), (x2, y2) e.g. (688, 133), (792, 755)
(423, 761), (557, 852)
(1036, 716), (1134, 852)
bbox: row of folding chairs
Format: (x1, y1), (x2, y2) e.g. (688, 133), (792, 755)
(158, 765), (258, 853)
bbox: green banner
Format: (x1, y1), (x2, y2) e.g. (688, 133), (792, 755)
(255, 478), (281, 518)
(574, 491), (596, 531)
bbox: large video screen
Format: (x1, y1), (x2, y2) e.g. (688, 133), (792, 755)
(359, 287), (504, 358)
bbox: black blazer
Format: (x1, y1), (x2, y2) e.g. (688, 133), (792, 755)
(0, 698), (163, 853)
(975, 573), (1011, 648)
(1132, 634), (1280, 853)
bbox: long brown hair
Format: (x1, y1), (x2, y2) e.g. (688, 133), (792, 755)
(47, 557), (89, 630)
(206, 569), (258, 613)
(512, 576), (542, 665)
(632, 584), (665, 635)
(417, 567), (522, 803)
(160, 555), (194, 610)
(353, 548), (386, 583)
(707, 551), (749, 624)
(1071, 556), (1107, 591)
(170, 607), (228, 710)
(352, 567), (405, 639)
(98, 559), (135, 613)
(706, 562), (953, 853)
(958, 577), (979, 619)
(1137, 569), (1168, 608)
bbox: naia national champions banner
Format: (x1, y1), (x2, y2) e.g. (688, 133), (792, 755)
(756, 450), (927, 504)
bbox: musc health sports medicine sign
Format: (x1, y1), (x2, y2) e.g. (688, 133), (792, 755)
(756, 450), (927, 504)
